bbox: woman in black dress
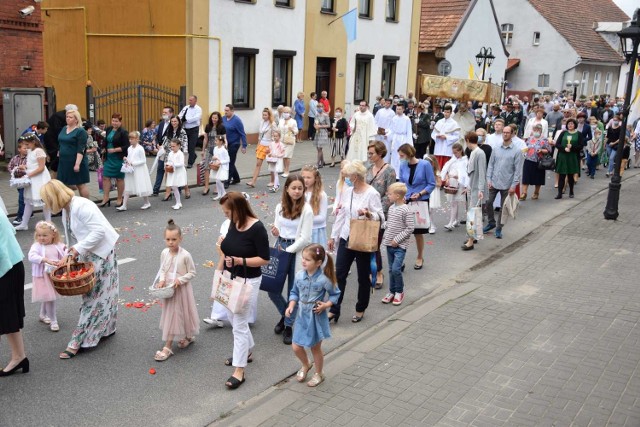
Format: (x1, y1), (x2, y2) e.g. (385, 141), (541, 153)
(0, 211), (29, 377)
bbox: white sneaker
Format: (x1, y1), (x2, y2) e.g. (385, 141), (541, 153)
(428, 226), (436, 234)
(116, 205), (127, 212)
(50, 322), (60, 332)
(202, 318), (224, 328)
(140, 203), (151, 210)
(14, 224), (29, 231)
(172, 203), (182, 210)
(281, 173), (289, 178)
(444, 222), (454, 231)
(212, 195), (221, 201)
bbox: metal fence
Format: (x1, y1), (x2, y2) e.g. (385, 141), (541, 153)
(86, 81), (186, 131)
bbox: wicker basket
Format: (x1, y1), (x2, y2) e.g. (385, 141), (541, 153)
(209, 161), (220, 171)
(149, 282), (176, 299)
(443, 186), (459, 195)
(50, 260), (96, 296)
(165, 164), (174, 173)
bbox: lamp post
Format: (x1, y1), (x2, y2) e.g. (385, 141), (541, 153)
(604, 8), (640, 220)
(566, 79), (580, 100)
(475, 47), (495, 81)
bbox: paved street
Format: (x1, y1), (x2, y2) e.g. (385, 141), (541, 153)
(1, 146), (639, 426)
(218, 173), (640, 427)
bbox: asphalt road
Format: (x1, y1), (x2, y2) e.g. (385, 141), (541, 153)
(0, 166), (619, 427)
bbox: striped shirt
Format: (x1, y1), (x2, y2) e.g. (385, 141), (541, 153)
(382, 203), (415, 250)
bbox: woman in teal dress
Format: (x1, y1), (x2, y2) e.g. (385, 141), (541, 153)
(57, 109), (90, 198)
(554, 118), (583, 199)
(97, 113), (129, 208)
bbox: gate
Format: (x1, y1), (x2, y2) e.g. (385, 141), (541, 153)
(86, 81), (186, 131)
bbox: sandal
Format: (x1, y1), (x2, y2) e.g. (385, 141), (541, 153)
(224, 352), (253, 366)
(351, 313), (365, 323)
(296, 362), (314, 382)
(414, 259), (424, 270)
(532, 193), (539, 200)
(154, 347), (174, 361)
(375, 272), (384, 289)
(59, 349), (78, 360)
(177, 337), (195, 349)
(307, 372), (325, 387)
(225, 374), (245, 389)
(39, 315), (51, 325)
(245, 182), (255, 188)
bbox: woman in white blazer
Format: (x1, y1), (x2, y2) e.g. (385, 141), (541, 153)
(40, 180), (120, 359)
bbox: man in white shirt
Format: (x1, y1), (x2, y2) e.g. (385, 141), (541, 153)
(431, 104), (460, 170)
(374, 98), (395, 161)
(178, 95), (202, 168)
(347, 100), (377, 162)
(387, 104), (413, 172)
(486, 118), (505, 150)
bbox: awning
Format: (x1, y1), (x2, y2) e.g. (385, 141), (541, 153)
(506, 58), (520, 72)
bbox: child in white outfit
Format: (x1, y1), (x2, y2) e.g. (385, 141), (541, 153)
(212, 136), (230, 201)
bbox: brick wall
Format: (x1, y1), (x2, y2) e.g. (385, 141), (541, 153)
(0, 1), (44, 139)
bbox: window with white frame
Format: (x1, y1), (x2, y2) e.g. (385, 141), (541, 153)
(354, 54), (373, 103)
(537, 74), (549, 88)
(386, 0), (398, 22)
(273, 51), (295, 107)
(580, 71), (589, 96)
(604, 72), (612, 95)
(275, 0), (291, 6)
(501, 24), (514, 46)
(592, 71), (601, 95)
(381, 56), (398, 98)
(359, 0), (372, 18)
(532, 32), (540, 45)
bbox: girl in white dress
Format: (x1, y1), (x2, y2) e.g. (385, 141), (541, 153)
(211, 136), (230, 201)
(117, 131), (153, 211)
(15, 134), (51, 231)
(440, 143), (469, 230)
(165, 139), (187, 210)
(266, 130), (285, 192)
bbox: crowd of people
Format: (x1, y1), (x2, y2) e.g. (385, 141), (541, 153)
(2, 88), (640, 392)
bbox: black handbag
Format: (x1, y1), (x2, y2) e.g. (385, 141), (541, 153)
(537, 154), (555, 170)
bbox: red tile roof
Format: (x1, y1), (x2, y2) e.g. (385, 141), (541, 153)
(419, 0), (472, 52)
(528, 0), (629, 62)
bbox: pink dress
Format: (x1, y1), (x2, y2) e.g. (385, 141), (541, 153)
(157, 248), (199, 341)
(28, 242), (66, 303)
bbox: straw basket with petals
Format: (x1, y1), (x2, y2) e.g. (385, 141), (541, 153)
(50, 259), (95, 296)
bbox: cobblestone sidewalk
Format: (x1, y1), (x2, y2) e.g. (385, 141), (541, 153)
(218, 176), (640, 426)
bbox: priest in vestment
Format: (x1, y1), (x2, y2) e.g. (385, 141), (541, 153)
(386, 104), (413, 173)
(431, 104), (461, 170)
(347, 101), (377, 162)
(453, 103), (476, 149)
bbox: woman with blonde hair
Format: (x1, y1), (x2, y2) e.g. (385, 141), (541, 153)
(247, 108), (277, 188)
(328, 160), (384, 323)
(57, 109), (90, 198)
(40, 180), (120, 359)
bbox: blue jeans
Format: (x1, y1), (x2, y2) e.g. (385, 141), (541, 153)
(16, 188), (25, 220)
(267, 237), (297, 327)
(586, 153), (598, 177)
(386, 246), (406, 294)
(153, 159), (165, 194)
(608, 149), (617, 174)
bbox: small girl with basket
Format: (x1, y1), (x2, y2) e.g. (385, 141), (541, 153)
(266, 130), (285, 193)
(211, 135), (230, 201)
(165, 139), (187, 210)
(153, 219), (199, 361)
(14, 133), (52, 231)
(27, 221), (66, 332)
(117, 131), (153, 211)
(285, 244), (340, 387)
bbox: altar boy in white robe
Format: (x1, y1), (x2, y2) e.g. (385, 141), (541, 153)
(386, 104), (413, 173)
(431, 104), (461, 171)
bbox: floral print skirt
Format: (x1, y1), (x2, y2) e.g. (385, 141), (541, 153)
(67, 250), (119, 350)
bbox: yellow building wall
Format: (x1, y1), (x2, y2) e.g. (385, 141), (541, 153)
(407, 0), (422, 96)
(303, 0), (349, 133)
(41, 0), (187, 121)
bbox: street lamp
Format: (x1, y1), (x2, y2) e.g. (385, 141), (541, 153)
(604, 8), (640, 220)
(566, 79), (580, 100)
(475, 47), (495, 81)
